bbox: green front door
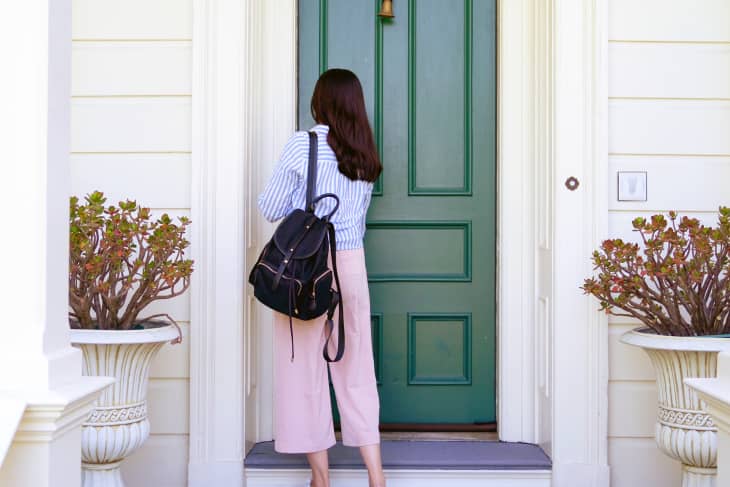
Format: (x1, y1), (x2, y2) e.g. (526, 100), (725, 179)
(298, 0), (496, 425)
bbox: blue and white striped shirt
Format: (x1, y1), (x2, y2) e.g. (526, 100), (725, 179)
(257, 124), (374, 251)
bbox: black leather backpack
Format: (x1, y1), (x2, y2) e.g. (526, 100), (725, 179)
(248, 131), (344, 362)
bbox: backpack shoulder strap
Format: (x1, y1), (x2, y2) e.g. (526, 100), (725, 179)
(305, 131), (318, 213)
(322, 222), (345, 362)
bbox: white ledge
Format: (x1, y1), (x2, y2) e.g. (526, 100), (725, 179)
(685, 378), (730, 409)
(685, 377), (730, 432)
(686, 351), (730, 432)
(3, 376), (115, 442)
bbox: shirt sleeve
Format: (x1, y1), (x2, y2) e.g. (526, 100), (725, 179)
(360, 185), (374, 236)
(257, 133), (306, 222)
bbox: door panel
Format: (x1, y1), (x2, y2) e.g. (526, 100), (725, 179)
(299, 0), (496, 425)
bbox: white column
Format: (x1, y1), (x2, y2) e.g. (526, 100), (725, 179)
(686, 352), (730, 487)
(188, 0), (250, 484)
(550, 0), (610, 485)
(0, 1), (112, 486)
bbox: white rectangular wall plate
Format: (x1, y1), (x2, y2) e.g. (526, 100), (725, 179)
(617, 171), (647, 201)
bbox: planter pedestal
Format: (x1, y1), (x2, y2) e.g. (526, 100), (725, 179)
(81, 461), (125, 487)
(682, 467), (715, 487)
(622, 329), (730, 487)
(71, 325), (178, 487)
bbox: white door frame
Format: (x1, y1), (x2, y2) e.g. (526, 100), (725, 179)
(188, 1), (609, 486)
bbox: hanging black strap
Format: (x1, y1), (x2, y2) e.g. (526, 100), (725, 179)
(305, 131), (318, 213)
(288, 281), (295, 362)
(322, 223), (345, 362)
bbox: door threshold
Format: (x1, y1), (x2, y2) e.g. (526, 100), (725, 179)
(377, 423), (497, 432)
(340, 431), (499, 442)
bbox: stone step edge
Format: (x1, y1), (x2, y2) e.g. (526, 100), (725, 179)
(245, 467), (552, 487)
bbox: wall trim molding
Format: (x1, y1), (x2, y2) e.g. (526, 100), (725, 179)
(498, 0), (609, 485)
(549, 0), (610, 485)
(496, 0), (538, 444)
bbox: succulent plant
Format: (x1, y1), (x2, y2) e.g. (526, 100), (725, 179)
(69, 191), (193, 336)
(582, 207), (730, 336)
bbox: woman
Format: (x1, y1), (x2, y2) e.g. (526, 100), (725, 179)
(257, 68), (386, 487)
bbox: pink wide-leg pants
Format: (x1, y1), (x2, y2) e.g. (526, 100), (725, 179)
(273, 247), (381, 453)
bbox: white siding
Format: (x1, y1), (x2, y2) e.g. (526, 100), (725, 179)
(71, 1), (192, 486)
(72, 98), (191, 152)
(73, 0), (192, 39)
(607, 1), (730, 485)
(72, 42), (192, 96)
(609, 0), (730, 42)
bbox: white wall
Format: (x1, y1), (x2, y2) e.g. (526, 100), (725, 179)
(607, 1), (730, 485)
(71, 1), (192, 485)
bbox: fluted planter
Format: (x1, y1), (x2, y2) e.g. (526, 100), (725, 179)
(70, 323), (178, 487)
(622, 329), (730, 487)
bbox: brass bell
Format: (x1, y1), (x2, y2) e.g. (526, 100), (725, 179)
(378, 0), (395, 18)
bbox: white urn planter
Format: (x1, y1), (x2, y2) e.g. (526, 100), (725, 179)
(70, 323), (179, 487)
(622, 328), (730, 487)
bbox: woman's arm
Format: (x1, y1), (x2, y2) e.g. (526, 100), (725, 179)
(257, 133), (306, 222)
(359, 186), (373, 235)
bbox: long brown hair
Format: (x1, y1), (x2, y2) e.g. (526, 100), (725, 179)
(310, 69), (382, 182)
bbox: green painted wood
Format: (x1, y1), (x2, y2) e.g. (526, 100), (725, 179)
(299, 0), (496, 425)
(365, 221), (471, 282)
(319, 0), (328, 73)
(408, 0), (472, 194)
(373, 0), (384, 196)
(408, 313), (472, 385)
(298, 0), (321, 127)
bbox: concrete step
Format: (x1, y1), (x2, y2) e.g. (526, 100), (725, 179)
(244, 440), (552, 487)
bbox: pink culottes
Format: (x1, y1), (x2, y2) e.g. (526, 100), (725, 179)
(273, 247), (381, 453)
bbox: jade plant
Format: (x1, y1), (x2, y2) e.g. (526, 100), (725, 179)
(582, 207), (730, 336)
(69, 191), (193, 337)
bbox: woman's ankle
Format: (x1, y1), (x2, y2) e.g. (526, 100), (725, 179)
(310, 473), (329, 487)
(368, 472), (386, 487)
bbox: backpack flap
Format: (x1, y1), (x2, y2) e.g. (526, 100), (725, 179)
(272, 209), (329, 259)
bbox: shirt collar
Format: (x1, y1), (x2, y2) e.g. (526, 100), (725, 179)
(311, 124), (330, 135)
